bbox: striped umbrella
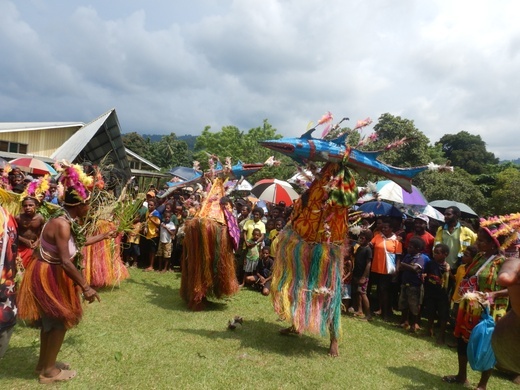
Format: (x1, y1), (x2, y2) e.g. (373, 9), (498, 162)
(9, 157), (57, 175)
(251, 179), (299, 206)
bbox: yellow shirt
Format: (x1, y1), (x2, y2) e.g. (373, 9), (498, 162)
(145, 212), (161, 239)
(128, 222), (141, 244)
(451, 264), (467, 303)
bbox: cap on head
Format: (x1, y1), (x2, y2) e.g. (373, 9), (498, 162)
(414, 214), (429, 224)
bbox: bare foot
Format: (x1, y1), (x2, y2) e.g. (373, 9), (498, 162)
(328, 339), (339, 357)
(513, 375), (520, 385)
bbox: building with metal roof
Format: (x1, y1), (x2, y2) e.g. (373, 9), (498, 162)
(0, 108), (165, 187)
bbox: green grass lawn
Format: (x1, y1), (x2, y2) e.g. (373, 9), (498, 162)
(1, 269), (517, 389)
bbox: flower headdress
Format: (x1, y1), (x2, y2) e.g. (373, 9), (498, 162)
(0, 163), (11, 189)
(21, 175), (51, 203)
(56, 161), (94, 206)
(479, 213), (520, 250)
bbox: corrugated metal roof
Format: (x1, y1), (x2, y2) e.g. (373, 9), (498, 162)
(0, 122), (83, 133)
(0, 151), (55, 163)
(125, 148), (161, 171)
(130, 169), (170, 178)
(52, 108), (131, 179)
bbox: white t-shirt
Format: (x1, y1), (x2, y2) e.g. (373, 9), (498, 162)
(159, 221), (176, 244)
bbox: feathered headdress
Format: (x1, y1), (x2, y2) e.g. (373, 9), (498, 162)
(479, 213), (520, 250)
(56, 161), (94, 205)
(21, 175), (51, 203)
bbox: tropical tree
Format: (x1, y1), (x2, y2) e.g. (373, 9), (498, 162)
(352, 113), (447, 188)
(149, 133), (192, 169)
(436, 131), (499, 175)
(193, 120), (296, 182)
(414, 168), (487, 215)
(370, 113), (432, 168)
(489, 166), (520, 214)
(121, 132), (153, 161)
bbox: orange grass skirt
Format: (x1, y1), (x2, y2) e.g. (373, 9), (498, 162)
(17, 258), (82, 329)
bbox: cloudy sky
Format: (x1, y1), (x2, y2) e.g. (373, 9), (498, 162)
(1, 0), (519, 159)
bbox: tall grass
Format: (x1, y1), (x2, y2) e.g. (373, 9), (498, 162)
(1, 269), (516, 389)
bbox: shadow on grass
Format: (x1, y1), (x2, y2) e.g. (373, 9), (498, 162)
(387, 365), (444, 389)
(362, 315), (459, 352)
(0, 344), (38, 380)
(0, 325), (92, 381)
(178, 317), (329, 356)
(125, 277), (231, 312)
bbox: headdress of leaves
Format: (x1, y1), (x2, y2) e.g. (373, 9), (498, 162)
(479, 213), (520, 250)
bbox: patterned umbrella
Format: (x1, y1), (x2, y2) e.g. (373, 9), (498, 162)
(358, 180), (428, 206)
(9, 157), (57, 175)
(251, 179), (299, 206)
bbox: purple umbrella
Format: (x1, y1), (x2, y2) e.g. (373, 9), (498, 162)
(358, 180), (428, 206)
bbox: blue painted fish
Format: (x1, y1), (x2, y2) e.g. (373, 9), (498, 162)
(260, 130), (449, 193)
(158, 160), (267, 199)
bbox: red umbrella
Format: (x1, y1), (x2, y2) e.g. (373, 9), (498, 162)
(9, 157), (57, 175)
(251, 179), (299, 206)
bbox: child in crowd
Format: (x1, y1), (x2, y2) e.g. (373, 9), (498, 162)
(398, 237), (427, 333)
(123, 214), (141, 268)
(240, 228), (262, 287)
(269, 218), (285, 258)
(264, 218), (275, 246)
(450, 244), (478, 321)
(16, 196), (45, 269)
(352, 229), (373, 320)
(341, 247), (354, 313)
(157, 210), (176, 272)
(252, 246), (274, 295)
(423, 243), (451, 344)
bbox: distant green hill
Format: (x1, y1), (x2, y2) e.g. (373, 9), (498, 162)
(500, 158), (520, 165)
(141, 134), (198, 150)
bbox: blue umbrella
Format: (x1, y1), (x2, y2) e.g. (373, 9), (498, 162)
(357, 201), (402, 217)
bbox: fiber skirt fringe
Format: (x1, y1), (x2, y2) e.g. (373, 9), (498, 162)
(270, 226), (345, 339)
(17, 258), (82, 329)
(82, 220), (129, 288)
(180, 217), (238, 310)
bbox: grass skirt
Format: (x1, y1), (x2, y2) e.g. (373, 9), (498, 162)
(270, 226), (345, 339)
(82, 220), (129, 288)
(17, 258), (82, 329)
(180, 217), (238, 310)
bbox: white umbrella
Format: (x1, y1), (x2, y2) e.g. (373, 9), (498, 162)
(429, 200), (478, 218)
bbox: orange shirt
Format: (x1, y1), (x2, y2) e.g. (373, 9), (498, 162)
(371, 233), (402, 274)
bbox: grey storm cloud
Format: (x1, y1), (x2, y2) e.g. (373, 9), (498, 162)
(0, 0), (519, 159)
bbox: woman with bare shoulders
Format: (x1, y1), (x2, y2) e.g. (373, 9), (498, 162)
(17, 164), (116, 384)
